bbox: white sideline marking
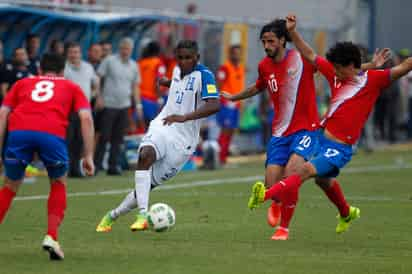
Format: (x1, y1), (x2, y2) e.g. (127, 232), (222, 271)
(14, 163), (412, 202)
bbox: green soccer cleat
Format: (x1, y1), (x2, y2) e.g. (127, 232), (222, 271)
(42, 235), (64, 261)
(130, 213), (149, 231)
(248, 181), (266, 210)
(336, 206), (360, 234)
(96, 212), (115, 232)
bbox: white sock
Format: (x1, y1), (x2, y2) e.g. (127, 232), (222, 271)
(110, 191), (137, 219)
(135, 170), (151, 214)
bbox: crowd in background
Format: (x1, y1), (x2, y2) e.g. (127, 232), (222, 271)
(0, 30), (412, 177)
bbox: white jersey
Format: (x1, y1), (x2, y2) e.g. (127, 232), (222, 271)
(149, 64), (219, 152)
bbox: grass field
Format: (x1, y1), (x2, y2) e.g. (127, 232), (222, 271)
(1, 149), (412, 274)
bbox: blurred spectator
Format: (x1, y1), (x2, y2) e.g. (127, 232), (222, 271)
(138, 41), (166, 127)
(48, 39), (65, 56)
(374, 56), (400, 143)
(1, 48), (32, 99)
(94, 37), (141, 175)
(259, 89), (274, 148)
(64, 42), (101, 177)
(0, 41), (5, 103)
(183, 3), (199, 40)
(88, 43), (103, 71)
(397, 49), (412, 139)
(358, 45), (375, 151)
(101, 41), (112, 60)
(160, 34), (177, 80)
(25, 34), (40, 75)
(216, 45), (245, 164)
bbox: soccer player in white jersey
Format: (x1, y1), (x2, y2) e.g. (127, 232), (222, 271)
(96, 40), (220, 232)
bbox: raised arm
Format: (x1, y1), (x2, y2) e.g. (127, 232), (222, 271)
(361, 48), (391, 70)
(286, 14), (316, 64)
(221, 83), (262, 101)
(390, 57), (412, 81)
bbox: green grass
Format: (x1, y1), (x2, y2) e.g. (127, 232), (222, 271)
(1, 150), (412, 274)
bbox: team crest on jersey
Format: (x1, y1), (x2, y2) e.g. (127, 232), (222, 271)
(185, 77), (196, 91)
(207, 84), (217, 94)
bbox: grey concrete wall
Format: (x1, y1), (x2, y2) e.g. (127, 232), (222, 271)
(99, 0), (355, 30)
(374, 0), (412, 51)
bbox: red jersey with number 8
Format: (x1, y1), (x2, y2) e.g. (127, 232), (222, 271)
(255, 49), (319, 137)
(2, 76), (91, 139)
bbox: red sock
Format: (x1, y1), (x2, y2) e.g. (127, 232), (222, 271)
(47, 182), (67, 241)
(218, 132), (232, 164)
(278, 175), (302, 228)
(323, 179), (350, 217)
(264, 174), (302, 201)
(0, 187), (16, 224)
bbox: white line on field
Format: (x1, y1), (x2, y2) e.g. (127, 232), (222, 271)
(14, 163), (412, 202)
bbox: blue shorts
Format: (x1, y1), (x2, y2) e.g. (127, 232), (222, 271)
(310, 132), (353, 178)
(266, 130), (319, 166)
(216, 105), (239, 129)
(142, 98), (160, 122)
(4, 131), (69, 180)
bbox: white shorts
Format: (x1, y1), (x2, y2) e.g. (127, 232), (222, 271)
(139, 128), (192, 187)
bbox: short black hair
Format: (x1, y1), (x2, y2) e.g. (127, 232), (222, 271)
(141, 41), (161, 58)
(66, 41), (80, 50)
(326, 41), (362, 69)
(229, 44), (241, 52)
(176, 40), (199, 53)
(26, 33), (39, 42)
(260, 19), (291, 47)
(40, 53), (65, 73)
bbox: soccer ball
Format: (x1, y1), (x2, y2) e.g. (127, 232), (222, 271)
(148, 203), (176, 232)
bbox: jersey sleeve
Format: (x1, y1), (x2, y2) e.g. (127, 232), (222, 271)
(200, 69), (219, 99)
(315, 55), (335, 85)
(374, 69), (392, 89)
(302, 56), (317, 74)
(255, 63), (266, 91)
(72, 84), (91, 113)
(2, 80), (20, 109)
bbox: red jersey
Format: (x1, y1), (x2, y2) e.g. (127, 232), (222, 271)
(217, 61), (245, 109)
(315, 56), (391, 144)
(2, 76), (91, 139)
(255, 49), (319, 137)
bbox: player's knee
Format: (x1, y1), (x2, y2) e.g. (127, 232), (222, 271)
(284, 165), (300, 177)
(297, 162), (316, 181)
(315, 177), (333, 190)
(137, 146), (156, 169)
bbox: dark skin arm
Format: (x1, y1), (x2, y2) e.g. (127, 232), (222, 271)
(158, 77), (172, 88)
(221, 83), (262, 101)
(163, 98), (220, 125)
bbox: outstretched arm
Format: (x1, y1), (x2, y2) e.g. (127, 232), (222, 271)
(221, 84), (262, 101)
(361, 48), (391, 70)
(286, 14), (317, 64)
(163, 98), (220, 125)
(390, 57), (412, 81)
